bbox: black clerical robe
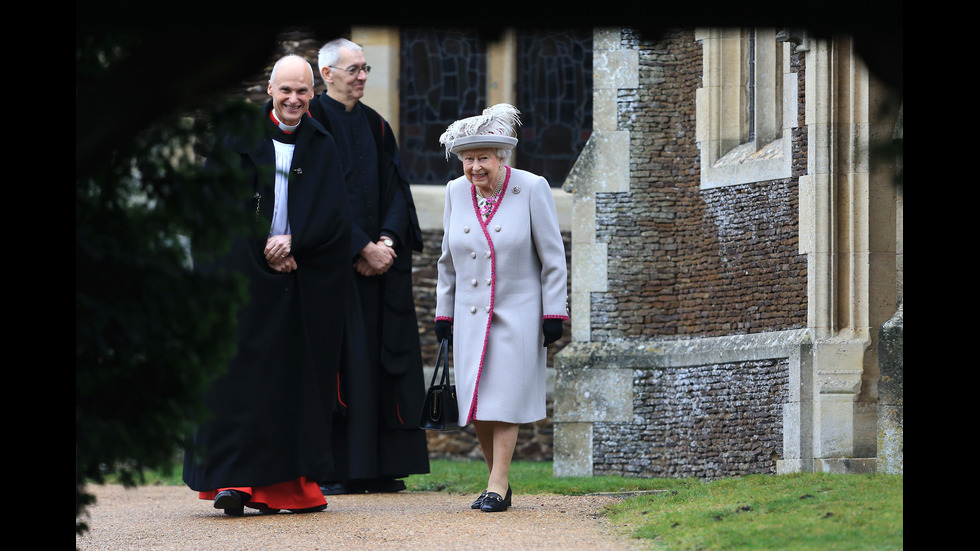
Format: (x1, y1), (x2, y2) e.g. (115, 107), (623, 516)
(183, 103), (351, 491)
(307, 93), (429, 483)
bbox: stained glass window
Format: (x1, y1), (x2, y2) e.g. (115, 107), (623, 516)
(515, 28), (593, 187)
(399, 29), (486, 184)
(398, 28), (592, 187)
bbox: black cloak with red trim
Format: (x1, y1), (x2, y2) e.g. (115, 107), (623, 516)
(183, 103), (351, 491)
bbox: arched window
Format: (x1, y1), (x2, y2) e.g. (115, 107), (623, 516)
(516, 28), (593, 187)
(399, 29), (487, 184)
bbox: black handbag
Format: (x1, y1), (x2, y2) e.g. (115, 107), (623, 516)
(419, 339), (458, 431)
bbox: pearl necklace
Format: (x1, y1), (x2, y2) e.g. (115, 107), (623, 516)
(477, 170), (505, 219)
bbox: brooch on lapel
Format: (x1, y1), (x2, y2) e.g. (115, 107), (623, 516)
(512, 186), (521, 194)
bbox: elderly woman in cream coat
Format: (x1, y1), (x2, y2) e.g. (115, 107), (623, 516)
(434, 104), (568, 512)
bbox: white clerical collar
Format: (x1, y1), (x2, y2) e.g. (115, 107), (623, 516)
(269, 109), (300, 133)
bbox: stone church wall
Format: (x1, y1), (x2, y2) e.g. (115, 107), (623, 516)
(592, 29), (807, 340)
(555, 29), (812, 477)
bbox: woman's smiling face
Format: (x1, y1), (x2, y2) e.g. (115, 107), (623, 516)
(461, 149), (502, 193)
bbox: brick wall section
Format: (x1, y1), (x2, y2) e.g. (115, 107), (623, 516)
(411, 229), (443, 362)
(792, 50), (808, 165)
(592, 358), (789, 478)
(591, 29), (807, 340)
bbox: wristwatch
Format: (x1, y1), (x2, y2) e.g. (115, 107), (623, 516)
(382, 237), (393, 248)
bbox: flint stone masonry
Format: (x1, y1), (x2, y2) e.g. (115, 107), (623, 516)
(555, 331), (804, 477)
(595, 359), (787, 478)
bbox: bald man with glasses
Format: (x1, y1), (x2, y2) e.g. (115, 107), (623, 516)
(309, 38), (429, 496)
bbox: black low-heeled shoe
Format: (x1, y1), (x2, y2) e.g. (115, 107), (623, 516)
(470, 490), (488, 509)
(480, 486), (512, 513)
(213, 489), (248, 516)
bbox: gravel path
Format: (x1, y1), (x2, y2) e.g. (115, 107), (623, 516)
(75, 484), (649, 550)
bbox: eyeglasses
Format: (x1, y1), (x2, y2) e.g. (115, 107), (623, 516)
(329, 65), (371, 76)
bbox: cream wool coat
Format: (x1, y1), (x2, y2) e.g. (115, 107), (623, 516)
(436, 166), (568, 426)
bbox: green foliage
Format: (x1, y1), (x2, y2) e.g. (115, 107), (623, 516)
(75, 35), (265, 535)
(99, 458), (187, 487)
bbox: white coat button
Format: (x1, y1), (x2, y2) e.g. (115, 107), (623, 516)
(494, 225), (501, 232)
(485, 251), (491, 258)
(463, 226), (470, 233)
(470, 279), (478, 286)
(485, 306), (490, 312)
(485, 278), (491, 286)
(470, 306), (477, 314)
(471, 251), (477, 258)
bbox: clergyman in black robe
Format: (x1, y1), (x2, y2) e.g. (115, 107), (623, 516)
(307, 38), (429, 495)
(182, 54), (351, 516)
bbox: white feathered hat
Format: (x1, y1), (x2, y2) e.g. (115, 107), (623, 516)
(439, 103), (522, 160)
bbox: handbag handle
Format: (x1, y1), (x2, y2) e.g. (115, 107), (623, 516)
(429, 339), (452, 387)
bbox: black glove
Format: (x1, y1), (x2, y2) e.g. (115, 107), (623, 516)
(435, 320), (453, 343)
(542, 319), (563, 347)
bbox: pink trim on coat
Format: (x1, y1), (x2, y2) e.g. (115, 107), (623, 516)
(434, 316), (453, 322)
(465, 166), (511, 424)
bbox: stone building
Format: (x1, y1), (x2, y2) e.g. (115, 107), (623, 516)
(555, 28), (902, 477)
(270, 25), (902, 475)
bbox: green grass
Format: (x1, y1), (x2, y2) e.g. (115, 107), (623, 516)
(407, 460), (903, 550)
(103, 459), (903, 549)
(406, 459), (694, 495)
(604, 471), (902, 550)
